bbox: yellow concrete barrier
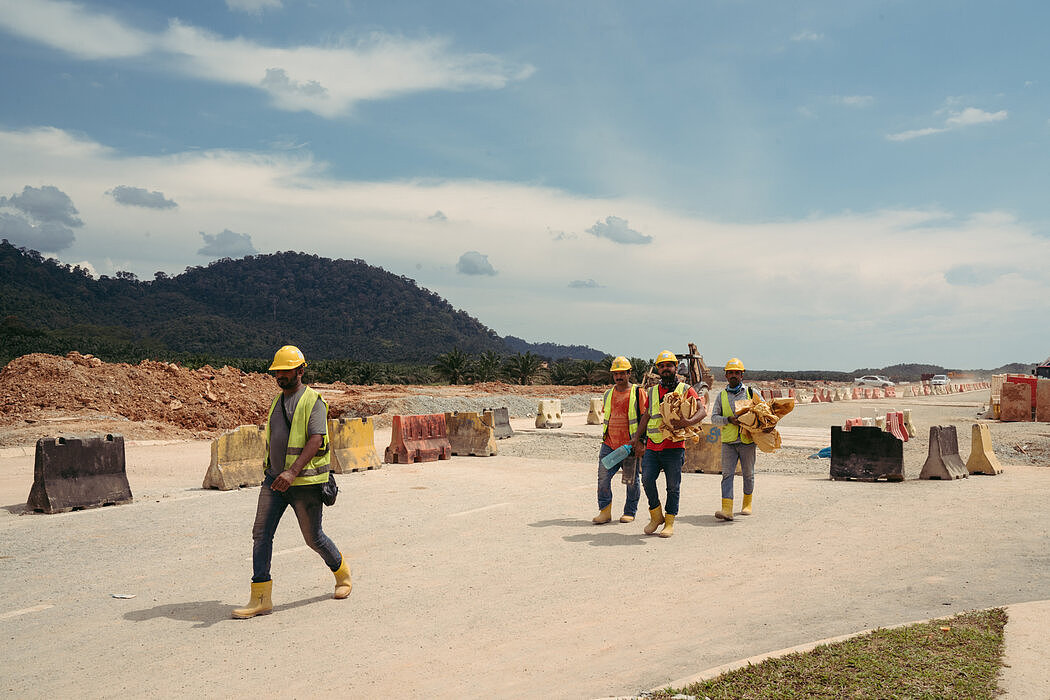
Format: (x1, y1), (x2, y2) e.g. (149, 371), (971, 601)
(203, 424), (266, 490)
(586, 398), (603, 425)
(965, 424), (1003, 475)
(536, 399), (563, 429)
(445, 411), (498, 456)
(329, 417), (382, 473)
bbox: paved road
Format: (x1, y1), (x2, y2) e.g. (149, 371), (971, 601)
(2, 395), (1048, 698)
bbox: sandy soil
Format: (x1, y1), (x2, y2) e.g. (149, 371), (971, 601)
(1, 355), (1048, 698)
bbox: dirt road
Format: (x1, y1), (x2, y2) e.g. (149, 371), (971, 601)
(1, 391), (1048, 698)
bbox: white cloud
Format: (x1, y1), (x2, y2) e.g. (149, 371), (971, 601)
(456, 251), (496, 276)
(1, 126), (1047, 369)
(108, 186), (178, 209)
(0, 0), (534, 118)
(586, 216), (652, 245)
(887, 106), (1008, 141)
(198, 229), (257, 257)
(226, 0), (281, 13)
(568, 279), (601, 289)
(836, 95), (875, 108)
(791, 31), (823, 42)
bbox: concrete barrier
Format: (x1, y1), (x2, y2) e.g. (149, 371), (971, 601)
(886, 412), (908, 441)
(902, 409), (915, 438)
(329, 417), (382, 473)
(485, 407), (514, 439)
(1000, 382), (1033, 422)
(535, 399), (563, 429)
(586, 398), (603, 425)
(203, 424), (266, 490)
(830, 425), (904, 482)
(1036, 379), (1050, 423)
(445, 411), (498, 457)
(384, 414), (452, 464)
(965, 424), (1003, 475)
(682, 423), (739, 474)
(844, 417), (864, 430)
(28, 434), (134, 513)
(919, 425), (968, 480)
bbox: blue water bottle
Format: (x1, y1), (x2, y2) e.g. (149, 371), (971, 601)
(601, 444), (633, 470)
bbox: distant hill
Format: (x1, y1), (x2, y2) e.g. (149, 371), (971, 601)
(0, 241), (606, 364)
(502, 336), (608, 362)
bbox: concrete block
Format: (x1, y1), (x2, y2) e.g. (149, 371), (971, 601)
(203, 424), (266, 490)
(919, 425), (968, 480)
(965, 424), (1003, 475)
(1000, 382), (1032, 422)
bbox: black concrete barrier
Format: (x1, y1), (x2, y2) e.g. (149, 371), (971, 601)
(919, 425), (968, 480)
(485, 407), (514, 439)
(27, 434), (133, 513)
(830, 425), (904, 482)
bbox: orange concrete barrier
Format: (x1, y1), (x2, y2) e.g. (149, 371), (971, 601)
(1000, 382), (1033, 422)
(203, 424), (266, 490)
(384, 414), (452, 464)
(965, 424), (1003, 475)
(844, 417), (864, 431)
(329, 417), (382, 473)
(886, 411), (908, 441)
(1036, 379), (1050, 423)
(28, 434), (133, 513)
(919, 426), (968, 480)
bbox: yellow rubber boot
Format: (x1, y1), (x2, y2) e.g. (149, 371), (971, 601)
(715, 498), (734, 521)
(333, 557), (352, 599)
(592, 505), (612, 524)
(643, 505), (664, 535)
(619, 513), (635, 523)
(657, 513), (675, 538)
(232, 581), (273, 619)
(740, 494), (753, 516)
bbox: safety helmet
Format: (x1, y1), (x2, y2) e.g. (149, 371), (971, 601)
(610, 356), (631, 372)
(269, 345), (307, 371)
(724, 357), (745, 372)
(655, 350), (677, 365)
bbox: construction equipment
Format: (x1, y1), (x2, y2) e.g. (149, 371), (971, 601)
(642, 342), (714, 396)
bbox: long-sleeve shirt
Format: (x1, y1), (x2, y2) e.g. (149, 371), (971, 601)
(711, 384), (758, 443)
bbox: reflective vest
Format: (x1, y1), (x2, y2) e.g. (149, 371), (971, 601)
(646, 382), (687, 444)
(265, 386), (331, 486)
(720, 386), (757, 444)
(602, 385), (640, 441)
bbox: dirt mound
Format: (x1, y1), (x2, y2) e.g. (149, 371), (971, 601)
(0, 352), (276, 433)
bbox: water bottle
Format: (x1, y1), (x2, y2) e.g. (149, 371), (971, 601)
(601, 444), (633, 470)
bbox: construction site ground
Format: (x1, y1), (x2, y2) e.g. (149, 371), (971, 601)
(1, 354), (1049, 698)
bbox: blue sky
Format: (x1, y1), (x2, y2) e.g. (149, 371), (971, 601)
(1, 0), (1048, 371)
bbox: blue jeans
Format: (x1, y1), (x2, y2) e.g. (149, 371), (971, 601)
(721, 442), (757, 499)
(251, 475), (342, 583)
(597, 443), (640, 516)
(641, 447), (684, 515)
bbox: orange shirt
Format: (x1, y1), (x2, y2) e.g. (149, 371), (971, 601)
(603, 386), (647, 449)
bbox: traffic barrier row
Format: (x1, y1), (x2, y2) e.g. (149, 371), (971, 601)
(28, 434), (134, 513)
(998, 377), (1050, 423)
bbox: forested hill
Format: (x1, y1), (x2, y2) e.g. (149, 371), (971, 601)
(0, 241), (601, 363)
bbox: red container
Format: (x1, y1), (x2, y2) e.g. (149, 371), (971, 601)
(1006, 374), (1038, 409)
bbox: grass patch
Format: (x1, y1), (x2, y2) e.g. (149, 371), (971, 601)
(651, 608), (1006, 700)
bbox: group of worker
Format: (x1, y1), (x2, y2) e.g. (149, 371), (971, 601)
(232, 344), (760, 619)
(593, 351), (759, 537)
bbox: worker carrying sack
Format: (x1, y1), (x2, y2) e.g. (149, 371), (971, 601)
(321, 471), (338, 506)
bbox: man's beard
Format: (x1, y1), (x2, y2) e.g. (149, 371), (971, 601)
(660, 371), (678, 389)
(276, 375), (298, 391)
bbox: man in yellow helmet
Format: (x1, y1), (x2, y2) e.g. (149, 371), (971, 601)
(232, 345), (352, 619)
(711, 357), (760, 521)
(592, 356), (648, 524)
(631, 350), (707, 538)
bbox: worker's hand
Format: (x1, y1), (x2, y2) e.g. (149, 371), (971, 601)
(669, 418), (688, 430)
(271, 469), (296, 492)
(727, 416), (738, 426)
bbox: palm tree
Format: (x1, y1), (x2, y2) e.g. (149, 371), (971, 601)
(575, 359), (603, 385)
(503, 352), (545, 385)
(433, 348), (470, 385)
(548, 359), (578, 385)
(470, 351), (503, 383)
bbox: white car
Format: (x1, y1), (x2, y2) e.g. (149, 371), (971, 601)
(854, 375), (895, 388)
(930, 374), (949, 386)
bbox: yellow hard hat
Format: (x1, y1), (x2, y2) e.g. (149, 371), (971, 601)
(269, 345), (307, 370)
(610, 356), (631, 372)
(724, 357), (745, 372)
(655, 350), (677, 365)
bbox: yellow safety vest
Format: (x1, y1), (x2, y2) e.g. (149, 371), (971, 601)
(265, 386), (331, 486)
(602, 385), (640, 440)
(720, 386), (756, 444)
(646, 382), (687, 444)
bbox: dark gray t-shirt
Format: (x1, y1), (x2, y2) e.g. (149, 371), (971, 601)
(266, 385), (328, 479)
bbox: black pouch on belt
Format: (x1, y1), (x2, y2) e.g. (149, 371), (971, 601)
(321, 471), (338, 506)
